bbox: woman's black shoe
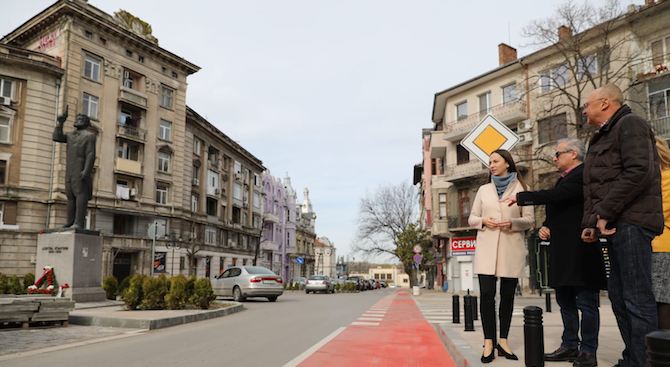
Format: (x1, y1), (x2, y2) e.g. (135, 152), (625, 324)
(481, 348), (495, 363)
(496, 345), (519, 360)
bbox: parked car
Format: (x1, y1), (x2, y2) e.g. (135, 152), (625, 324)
(379, 280), (387, 288)
(365, 279), (376, 290)
(290, 277), (307, 290)
(212, 266), (283, 302)
(305, 275), (335, 294)
(347, 276), (366, 291)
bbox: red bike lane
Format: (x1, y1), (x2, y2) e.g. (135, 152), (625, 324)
(296, 289), (456, 367)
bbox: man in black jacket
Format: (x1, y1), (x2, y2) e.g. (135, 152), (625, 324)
(502, 138), (604, 367)
(581, 84), (662, 367)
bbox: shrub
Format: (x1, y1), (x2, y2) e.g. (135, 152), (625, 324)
(0, 274), (8, 294)
(334, 283), (341, 292)
(103, 276), (119, 300)
(189, 278), (216, 309)
(8, 275), (23, 294)
(23, 273), (35, 291)
(123, 274), (147, 310)
(165, 275), (189, 310)
(186, 274), (197, 299)
(117, 276), (131, 297)
(140, 275), (168, 310)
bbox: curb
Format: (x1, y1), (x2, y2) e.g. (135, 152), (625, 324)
(436, 323), (484, 367)
(69, 303), (244, 330)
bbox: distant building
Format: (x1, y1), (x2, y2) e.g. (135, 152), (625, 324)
(291, 187), (317, 278)
(314, 237), (336, 278)
(261, 171), (297, 280)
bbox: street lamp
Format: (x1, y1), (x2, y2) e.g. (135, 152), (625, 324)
(165, 231), (182, 277)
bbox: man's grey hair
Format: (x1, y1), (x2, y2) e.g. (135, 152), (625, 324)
(558, 138), (586, 162)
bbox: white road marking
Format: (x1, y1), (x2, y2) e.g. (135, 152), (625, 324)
(351, 321), (380, 326)
(281, 326), (346, 367)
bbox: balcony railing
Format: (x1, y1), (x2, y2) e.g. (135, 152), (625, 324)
(115, 157), (142, 175)
(444, 100), (527, 135)
(117, 123), (146, 142)
(119, 86), (148, 109)
(262, 240), (279, 252)
(447, 215), (472, 230)
(651, 116), (670, 137)
(264, 212), (279, 223)
(444, 160), (487, 180)
(630, 60), (670, 82)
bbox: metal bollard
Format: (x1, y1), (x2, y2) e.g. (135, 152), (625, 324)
(646, 330), (670, 367)
(545, 292), (552, 313)
(472, 295), (478, 320)
(524, 306), (545, 367)
(463, 291), (474, 331)
(452, 294), (460, 324)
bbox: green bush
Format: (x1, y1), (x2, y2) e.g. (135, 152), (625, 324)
(102, 276), (119, 300)
(117, 276), (131, 297)
(186, 274), (196, 299)
(165, 275), (189, 310)
(8, 275), (23, 294)
(334, 283), (341, 292)
(0, 274), (8, 294)
(23, 273), (35, 291)
(189, 278), (216, 309)
(140, 275), (168, 310)
(123, 274), (147, 310)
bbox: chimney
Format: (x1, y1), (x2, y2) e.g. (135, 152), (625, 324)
(558, 25), (572, 42)
(645, 0), (655, 5)
(498, 43), (517, 66)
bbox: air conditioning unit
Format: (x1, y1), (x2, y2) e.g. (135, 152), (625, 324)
(214, 188), (220, 195)
(517, 119), (533, 133)
(518, 132), (532, 145)
(243, 196), (248, 202)
(227, 239), (233, 247)
(243, 203), (249, 209)
(192, 178), (199, 186)
(0, 96), (10, 106)
(220, 188), (226, 195)
(235, 173), (242, 181)
(130, 188), (138, 196)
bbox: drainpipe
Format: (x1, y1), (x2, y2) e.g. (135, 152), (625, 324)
(46, 77), (62, 228)
(520, 59), (534, 189)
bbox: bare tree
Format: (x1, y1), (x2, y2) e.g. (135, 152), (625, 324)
(352, 181), (432, 286)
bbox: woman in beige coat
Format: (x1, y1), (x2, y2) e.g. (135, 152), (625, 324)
(469, 149), (534, 363)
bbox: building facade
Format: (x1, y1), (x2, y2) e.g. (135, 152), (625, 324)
(261, 171), (297, 280)
(291, 188), (317, 279)
(314, 237), (336, 278)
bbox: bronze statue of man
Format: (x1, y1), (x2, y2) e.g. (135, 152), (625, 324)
(53, 106), (96, 229)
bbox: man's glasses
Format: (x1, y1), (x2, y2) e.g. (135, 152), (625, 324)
(555, 150), (573, 158)
(582, 98), (604, 110)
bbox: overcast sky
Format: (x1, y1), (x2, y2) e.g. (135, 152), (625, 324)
(3, 0), (625, 261)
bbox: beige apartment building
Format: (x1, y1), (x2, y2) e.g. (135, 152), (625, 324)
(0, 0), (208, 281)
(424, 0), (670, 293)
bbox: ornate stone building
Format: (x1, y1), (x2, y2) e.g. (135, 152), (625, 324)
(292, 188), (317, 278)
(260, 171), (297, 280)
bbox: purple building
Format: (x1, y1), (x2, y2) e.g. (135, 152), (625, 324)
(261, 171), (297, 280)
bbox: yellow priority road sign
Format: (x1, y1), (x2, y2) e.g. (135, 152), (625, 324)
(460, 114), (520, 166)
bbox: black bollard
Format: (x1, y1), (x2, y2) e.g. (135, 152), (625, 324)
(545, 292), (552, 313)
(472, 295), (478, 321)
(464, 291), (474, 331)
(524, 306), (545, 367)
(452, 294), (460, 324)
(646, 330), (670, 367)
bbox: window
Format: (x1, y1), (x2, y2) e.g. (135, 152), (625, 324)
(123, 70), (134, 89)
(156, 183), (169, 204)
(231, 232), (238, 247)
(172, 71), (178, 79)
(161, 87), (173, 108)
(99, 38), (106, 46)
(456, 144), (469, 165)
(84, 30), (92, 39)
(158, 152), (170, 172)
(207, 198), (217, 216)
(0, 116), (9, 143)
(541, 64), (568, 92)
(205, 226), (216, 245)
(220, 232), (228, 247)
(649, 79), (670, 121)
(138, 55), (144, 63)
(0, 160), (6, 185)
(458, 188), (470, 227)
(234, 183), (242, 200)
(651, 37), (670, 67)
(456, 102), (468, 120)
(191, 194), (198, 212)
(0, 78), (14, 99)
(118, 141), (139, 160)
(478, 92), (491, 114)
(234, 161), (242, 174)
(125, 49), (132, 57)
(159, 120), (171, 140)
(538, 113), (568, 144)
(82, 93), (98, 119)
(438, 193), (447, 220)
(84, 55), (101, 81)
(254, 173), (260, 186)
(577, 54), (598, 80)
(193, 138), (201, 155)
(208, 170), (218, 188)
(253, 192), (260, 208)
(502, 84), (517, 105)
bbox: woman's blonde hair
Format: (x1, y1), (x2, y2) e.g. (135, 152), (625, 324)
(655, 137), (670, 171)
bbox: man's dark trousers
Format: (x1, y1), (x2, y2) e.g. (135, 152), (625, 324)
(555, 286), (599, 354)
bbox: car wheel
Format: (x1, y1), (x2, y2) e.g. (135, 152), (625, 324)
(305, 290), (310, 294)
(233, 286), (246, 302)
(267, 296), (277, 302)
(331, 288), (335, 294)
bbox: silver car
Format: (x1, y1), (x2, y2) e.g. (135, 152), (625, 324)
(212, 266), (283, 302)
(305, 275), (335, 294)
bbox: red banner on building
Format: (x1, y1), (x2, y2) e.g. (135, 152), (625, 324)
(38, 31), (58, 53)
(451, 237), (476, 256)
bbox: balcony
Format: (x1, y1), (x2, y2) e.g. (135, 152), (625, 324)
(264, 212), (279, 223)
(651, 116), (670, 137)
(117, 123), (146, 142)
(430, 130), (448, 159)
(630, 60), (670, 82)
(444, 160), (487, 182)
(119, 86), (147, 109)
(448, 215), (474, 232)
(431, 219), (450, 236)
(262, 240), (279, 252)
(443, 100), (527, 141)
(115, 157), (142, 175)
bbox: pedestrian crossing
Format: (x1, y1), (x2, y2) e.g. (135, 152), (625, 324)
(350, 294), (395, 326)
(415, 301), (526, 325)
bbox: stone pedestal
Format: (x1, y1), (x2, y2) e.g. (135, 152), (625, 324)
(36, 229), (106, 302)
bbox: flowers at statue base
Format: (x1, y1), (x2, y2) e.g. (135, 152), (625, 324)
(28, 266), (68, 296)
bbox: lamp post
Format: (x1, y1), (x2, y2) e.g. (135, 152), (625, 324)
(165, 231), (182, 277)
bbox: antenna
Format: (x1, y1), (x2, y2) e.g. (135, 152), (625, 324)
(508, 22), (511, 45)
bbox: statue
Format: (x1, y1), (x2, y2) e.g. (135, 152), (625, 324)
(53, 106), (96, 229)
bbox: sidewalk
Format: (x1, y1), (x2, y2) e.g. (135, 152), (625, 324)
(413, 289), (624, 367)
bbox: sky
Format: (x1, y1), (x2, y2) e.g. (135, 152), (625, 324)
(2, 0), (627, 261)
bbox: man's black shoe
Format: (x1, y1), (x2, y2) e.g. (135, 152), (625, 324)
(544, 346), (580, 361)
(573, 352), (597, 367)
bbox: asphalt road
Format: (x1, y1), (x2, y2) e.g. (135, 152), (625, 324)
(2, 288), (395, 367)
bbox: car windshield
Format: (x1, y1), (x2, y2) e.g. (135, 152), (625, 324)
(309, 276), (325, 280)
(244, 266), (276, 275)
(292, 277), (306, 282)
